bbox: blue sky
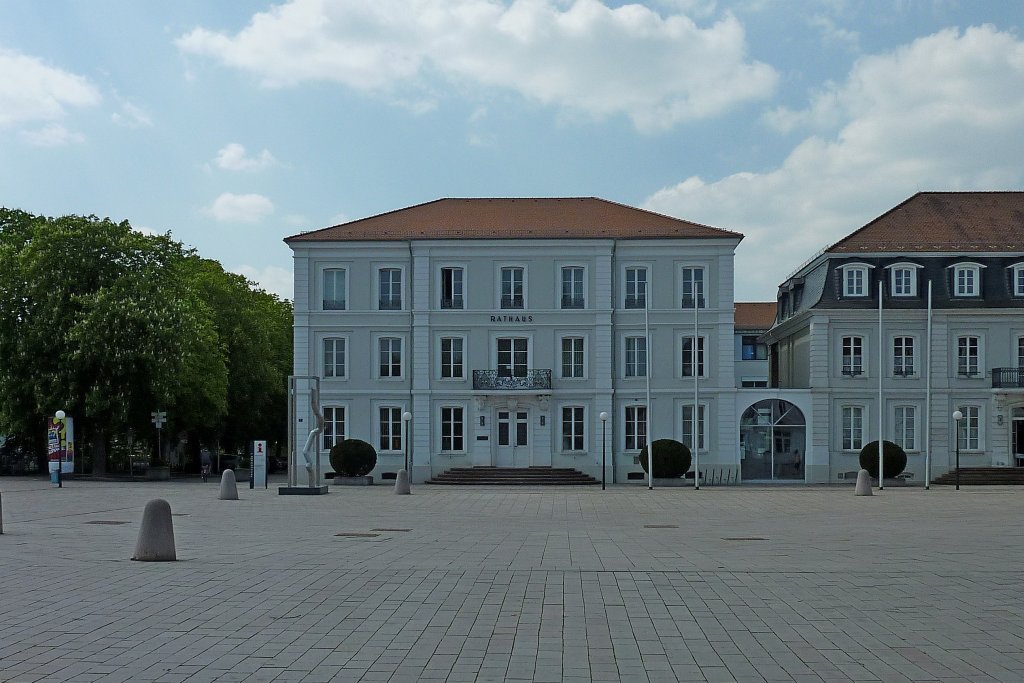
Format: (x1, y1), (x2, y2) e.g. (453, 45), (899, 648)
(2, 0), (1022, 301)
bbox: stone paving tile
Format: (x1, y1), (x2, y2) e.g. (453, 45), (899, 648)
(1, 478), (1023, 682)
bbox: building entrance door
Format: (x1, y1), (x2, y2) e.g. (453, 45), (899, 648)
(496, 408), (529, 466)
(1013, 415), (1024, 467)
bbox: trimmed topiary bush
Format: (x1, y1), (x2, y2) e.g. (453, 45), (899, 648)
(329, 438), (377, 477)
(638, 439), (692, 479)
(858, 440), (907, 479)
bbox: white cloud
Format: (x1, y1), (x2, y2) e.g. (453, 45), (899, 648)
(645, 25), (1024, 299)
(111, 100), (153, 128)
(19, 123), (84, 147)
(132, 225), (161, 236)
(213, 143), (278, 172)
(0, 47), (101, 127)
(231, 264), (293, 300)
(207, 192), (275, 223)
(176, 0), (778, 132)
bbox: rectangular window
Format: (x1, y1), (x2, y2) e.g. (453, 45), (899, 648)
(379, 268), (402, 310)
(842, 336), (864, 376)
(893, 336), (914, 376)
(741, 335), (767, 361)
(323, 269), (346, 310)
(1015, 267), (1024, 297)
(441, 407), (464, 451)
(561, 406), (584, 451)
(841, 406), (863, 450)
(497, 337), (528, 377)
(844, 267), (866, 296)
(956, 405), (980, 450)
(625, 267), (647, 309)
(957, 336), (979, 376)
(379, 337), (402, 378)
(322, 406), (346, 450)
(323, 338), (346, 378)
(894, 405), (916, 451)
(1018, 336), (1024, 368)
(682, 404), (705, 451)
(379, 406), (402, 452)
(892, 268), (915, 296)
(441, 267), (464, 309)
(741, 378), (769, 388)
(682, 336), (705, 377)
(440, 337), (463, 379)
(561, 337), (584, 378)
(625, 336), (647, 377)
(625, 405), (647, 450)
(561, 267), (584, 309)
(500, 267), (524, 309)
(681, 267), (705, 308)
(955, 266), (978, 296)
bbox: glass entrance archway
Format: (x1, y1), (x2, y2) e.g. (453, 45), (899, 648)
(740, 399), (806, 481)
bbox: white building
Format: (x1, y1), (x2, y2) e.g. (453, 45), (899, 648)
(286, 198), (743, 483)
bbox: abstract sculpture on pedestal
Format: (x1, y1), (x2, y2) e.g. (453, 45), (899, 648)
(300, 384), (324, 487)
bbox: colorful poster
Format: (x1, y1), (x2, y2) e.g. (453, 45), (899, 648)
(47, 417), (75, 474)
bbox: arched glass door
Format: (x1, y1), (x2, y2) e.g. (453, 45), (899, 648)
(740, 399), (806, 481)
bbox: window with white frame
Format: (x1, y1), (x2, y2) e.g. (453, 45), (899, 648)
(323, 337), (346, 378)
(560, 267), (584, 309)
(379, 406), (402, 452)
(625, 267), (647, 309)
(841, 336), (864, 376)
(1017, 336), (1024, 368)
(841, 405), (864, 450)
(379, 337), (402, 378)
(741, 335), (767, 361)
(378, 268), (402, 310)
(440, 406), (464, 451)
(500, 267), (524, 309)
(893, 336), (914, 376)
(440, 337), (463, 379)
(681, 336), (705, 377)
(323, 268), (346, 310)
(625, 405), (647, 450)
(561, 337), (584, 378)
(953, 264), (981, 296)
(497, 337), (528, 377)
(561, 406), (585, 451)
(891, 266), (917, 296)
(441, 267), (464, 309)
(625, 336), (647, 377)
(680, 266), (705, 308)
(894, 405), (916, 451)
(682, 404), (706, 451)
(956, 405), (980, 450)
(741, 378), (769, 388)
(957, 335), (980, 376)
(842, 265), (868, 297)
(1012, 264), (1024, 297)
(322, 406), (346, 450)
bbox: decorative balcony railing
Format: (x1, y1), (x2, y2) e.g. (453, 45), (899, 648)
(473, 369), (552, 391)
(992, 368), (1024, 388)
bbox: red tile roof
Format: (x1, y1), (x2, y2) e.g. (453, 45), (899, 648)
(285, 198), (742, 243)
(829, 191), (1024, 253)
(735, 302), (777, 331)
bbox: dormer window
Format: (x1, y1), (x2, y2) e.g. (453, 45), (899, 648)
(950, 262), (984, 297)
(839, 263), (873, 297)
(1009, 263), (1024, 297)
(887, 262), (921, 297)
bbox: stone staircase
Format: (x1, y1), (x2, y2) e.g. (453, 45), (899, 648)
(426, 466), (599, 486)
(931, 467), (1024, 486)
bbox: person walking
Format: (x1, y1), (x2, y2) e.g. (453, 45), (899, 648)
(200, 447), (212, 482)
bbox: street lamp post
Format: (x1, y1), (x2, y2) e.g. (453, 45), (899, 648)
(54, 410), (65, 488)
(599, 412), (608, 491)
(952, 409), (963, 491)
(403, 411), (413, 474)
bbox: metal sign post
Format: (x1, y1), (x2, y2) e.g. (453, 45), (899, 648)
(151, 410), (166, 469)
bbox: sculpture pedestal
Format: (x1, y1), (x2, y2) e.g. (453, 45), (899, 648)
(278, 486), (329, 496)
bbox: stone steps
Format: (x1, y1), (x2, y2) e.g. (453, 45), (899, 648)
(426, 466), (599, 486)
(931, 467), (1024, 485)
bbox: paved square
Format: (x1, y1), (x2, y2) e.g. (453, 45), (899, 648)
(1, 478), (1022, 682)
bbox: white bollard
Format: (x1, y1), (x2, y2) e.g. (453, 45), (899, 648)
(219, 469), (239, 500)
(132, 499), (176, 561)
(394, 469), (411, 495)
(855, 469), (873, 496)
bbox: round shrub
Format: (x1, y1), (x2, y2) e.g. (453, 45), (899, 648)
(638, 439), (692, 479)
(329, 438), (377, 477)
(858, 440), (908, 479)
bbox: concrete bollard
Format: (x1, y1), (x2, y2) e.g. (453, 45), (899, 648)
(132, 499), (176, 561)
(394, 469), (411, 495)
(219, 469), (239, 500)
(855, 469), (873, 496)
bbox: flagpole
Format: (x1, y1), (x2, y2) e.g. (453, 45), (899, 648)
(878, 279), (884, 491)
(645, 292), (653, 490)
(694, 284), (700, 490)
(925, 280), (932, 489)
